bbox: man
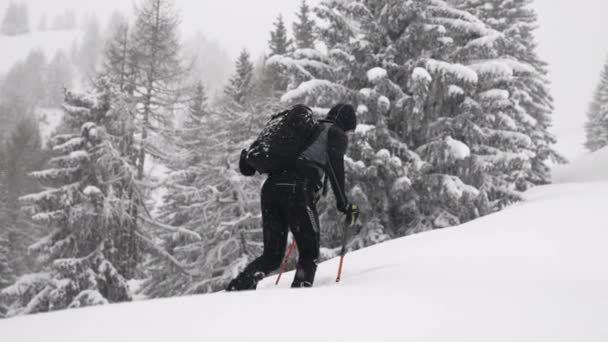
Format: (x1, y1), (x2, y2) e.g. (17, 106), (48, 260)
(227, 103), (360, 291)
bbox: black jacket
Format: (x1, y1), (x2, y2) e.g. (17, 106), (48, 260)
(324, 122), (350, 213)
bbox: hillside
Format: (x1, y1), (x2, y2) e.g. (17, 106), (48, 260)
(0, 148), (607, 341)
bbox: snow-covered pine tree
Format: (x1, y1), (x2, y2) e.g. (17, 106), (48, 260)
(0, 235), (13, 290)
(293, 0), (316, 50)
(455, 0), (564, 186)
(188, 81), (208, 126)
(1, 116), (48, 279)
(131, 0), (185, 180)
(224, 49), (255, 107)
(141, 101), (272, 297)
(585, 58), (608, 152)
(0, 84), (195, 316)
(269, 15), (292, 56)
(0, 87), (135, 316)
(274, 0), (540, 249)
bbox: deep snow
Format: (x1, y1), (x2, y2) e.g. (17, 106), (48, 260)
(1, 152), (607, 341)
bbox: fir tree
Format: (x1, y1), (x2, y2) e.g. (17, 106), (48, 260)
(224, 49), (254, 107)
(274, 0), (542, 250)
(585, 58), (608, 152)
(293, 0), (316, 50)
(455, 0), (564, 186)
(0, 235), (13, 290)
(1, 84), (196, 317)
(141, 102), (275, 298)
(131, 0), (185, 180)
(269, 14), (292, 56)
(188, 81), (208, 126)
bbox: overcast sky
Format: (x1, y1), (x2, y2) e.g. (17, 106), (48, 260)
(1, 0), (607, 160)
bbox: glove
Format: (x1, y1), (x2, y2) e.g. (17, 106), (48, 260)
(343, 204), (359, 226)
(239, 149), (256, 177)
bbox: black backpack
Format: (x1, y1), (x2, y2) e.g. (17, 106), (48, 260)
(245, 104), (318, 174)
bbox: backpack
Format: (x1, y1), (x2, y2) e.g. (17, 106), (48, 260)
(245, 104), (318, 174)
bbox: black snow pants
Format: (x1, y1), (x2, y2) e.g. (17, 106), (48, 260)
(239, 173), (321, 289)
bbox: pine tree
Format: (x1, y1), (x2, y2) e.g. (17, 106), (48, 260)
(273, 0), (545, 250)
(188, 81), (208, 125)
(224, 49), (254, 107)
(131, 0), (184, 180)
(101, 22), (138, 95)
(0, 235), (13, 290)
(1, 50), (47, 113)
(0, 84), (195, 316)
(269, 15), (292, 56)
(141, 101), (274, 298)
(106, 10), (127, 35)
(585, 58), (608, 152)
(455, 0), (564, 186)
(1, 2), (29, 36)
(293, 0), (316, 50)
(1, 2), (18, 35)
(15, 2), (29, 35)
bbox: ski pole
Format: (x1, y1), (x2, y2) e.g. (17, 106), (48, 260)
(336, 222), (351, 283)
(275, 240), (297, 285)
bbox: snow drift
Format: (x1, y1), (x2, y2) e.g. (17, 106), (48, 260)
(1, 151), (607, 341)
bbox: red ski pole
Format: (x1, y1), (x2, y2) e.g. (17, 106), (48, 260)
(336, 205), (357, 283)
(335, 228), (349, 283)
(275, 240), (297, 285)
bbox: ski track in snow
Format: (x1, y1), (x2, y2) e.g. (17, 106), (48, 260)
(2, 148), (608, 341)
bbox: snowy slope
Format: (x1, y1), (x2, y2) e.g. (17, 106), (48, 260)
(552, 146), (608, 183)
(1, 159), (608, 341)
(0, 31), (81, 75)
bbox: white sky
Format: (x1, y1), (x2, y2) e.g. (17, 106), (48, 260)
(2, 0), (607, 160)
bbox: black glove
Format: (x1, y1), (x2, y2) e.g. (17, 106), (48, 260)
(344, 204), (360, 226)
(239, 149), (256, 177)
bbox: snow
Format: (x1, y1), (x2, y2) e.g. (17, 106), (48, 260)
(366, 67), (387, 83)
(356, 104), (368, 115)
(280, 79), (334, 104)
(377, 96), (390, 110)
(426, 59), (478, 84)
(445, 136), (470, 160)
(83, 186), (102, 197)
(465, 31), (503, 49)
(468, 60), (514, 79)
(355, 124), (374, 134)
(2, 146), (608, 341)
(0, 30), (82, 75)
(553, 147), (608, 183)
(36, 107), (64, 147)
(412, 67), (432, 83)
(448, 84), (464, 97)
